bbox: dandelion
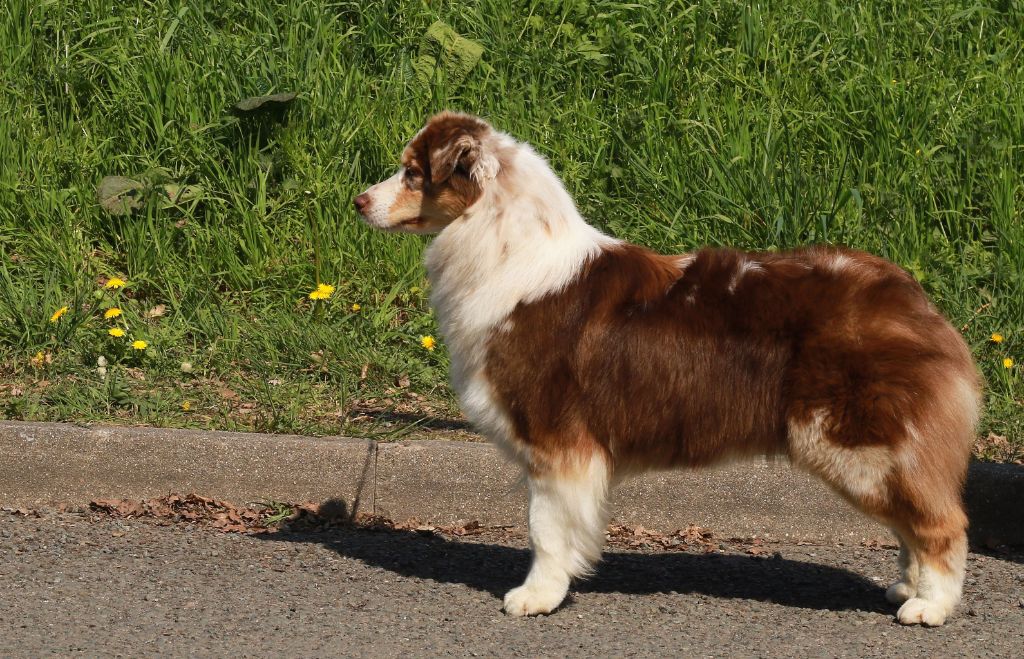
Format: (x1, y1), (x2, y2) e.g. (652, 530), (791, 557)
(309, 283), (335, 300)
(420, 335), (436, 351)
(131, 339), (148, 350)
(29, 351), (44, 367)
(991, 333), (1004, 344)
(1004, 357), (1015, 369)
(181, 401), (191, 412)
(49, 306), (68, 323)
(180, 361), (193, 373)
(97, 356), (108, 367)
(104, 307), (122, 319)
(104, 277), (126, 289)
(108, 328), (125, 337)
(351, 303), (361, 312)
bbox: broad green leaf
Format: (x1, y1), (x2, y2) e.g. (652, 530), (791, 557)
(233, 92), (297, 113)
(160, 183), (204, 207)
(97, 176), (145, 215)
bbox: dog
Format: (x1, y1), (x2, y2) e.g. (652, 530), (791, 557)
(354, 112), (981, 626)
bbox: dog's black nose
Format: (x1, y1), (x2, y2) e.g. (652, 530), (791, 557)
(353, 193), (370, 214)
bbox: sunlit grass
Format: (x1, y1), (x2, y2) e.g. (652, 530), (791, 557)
(0, 0), (1020, 456)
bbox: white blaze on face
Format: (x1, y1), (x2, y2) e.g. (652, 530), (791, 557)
(359, 169), (412, 230)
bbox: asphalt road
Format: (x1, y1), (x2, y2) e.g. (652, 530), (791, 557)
(1, 510), (1021, 657)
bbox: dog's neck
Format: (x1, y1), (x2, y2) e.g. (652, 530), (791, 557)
(424, 138), (617, 387)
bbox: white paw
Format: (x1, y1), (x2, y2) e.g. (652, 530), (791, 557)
(885, 581), (916, 604)
(896, 597), (949, 626)
(503, 582), (568, 616)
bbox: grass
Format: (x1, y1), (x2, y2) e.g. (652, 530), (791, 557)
(0, 0), (1021, 459)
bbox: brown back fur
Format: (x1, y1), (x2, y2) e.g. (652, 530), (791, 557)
(484, 244), (981, 484)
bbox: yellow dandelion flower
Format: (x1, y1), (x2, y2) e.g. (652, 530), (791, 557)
(420, 335), (436, 351)
(49, 306), (69, 323)
(108, 328), (125, 337)
(104, 307), (122, 319)
(131, 339), (148, 350)
(181, 401), (191, 412)
(309, 283), (335, 300)
(30, 351), (44, 367)
(991, 333), (1004, 344)
(351, 303), (361, 312)
(104, 277), (126, 289)
(1004, 357), (1014, 369)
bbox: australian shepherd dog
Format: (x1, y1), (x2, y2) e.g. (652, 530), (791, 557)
(354, 112), (981, 626)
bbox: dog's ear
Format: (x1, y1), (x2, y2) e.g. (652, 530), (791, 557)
(429, 132), (479, 184)
(417, 113), (500, 184)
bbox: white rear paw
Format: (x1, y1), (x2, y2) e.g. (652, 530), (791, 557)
(896, 597), (949, 626)
(503, 582), (568, 616)
(885, 581), (916, 604)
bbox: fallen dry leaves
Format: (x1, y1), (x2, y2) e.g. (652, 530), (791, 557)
(144, 304), (166, 319)
(859, 538), (899, 551)
(974, 432), (1024, 464)
(87, 495), (466, 536)
(91, 494), (267, 533)
(604, 523), (719, 553)
(1, 507), (40, 518)
(87, 494), (790, 559)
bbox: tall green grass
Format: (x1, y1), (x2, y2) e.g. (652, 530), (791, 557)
(0, 1), (1021, 454)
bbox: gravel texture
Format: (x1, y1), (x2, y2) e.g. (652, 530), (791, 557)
(1, 510), (1021, 657)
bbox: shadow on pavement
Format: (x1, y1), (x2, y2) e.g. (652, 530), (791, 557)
(261, 518), (890, 614)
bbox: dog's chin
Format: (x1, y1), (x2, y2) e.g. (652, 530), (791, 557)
(397, 217), (429, 231)
(359, 215), (419, 233)
(387, 216), (450, 235)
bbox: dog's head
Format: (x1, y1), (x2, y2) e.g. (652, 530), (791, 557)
(354, 112), (501, 234)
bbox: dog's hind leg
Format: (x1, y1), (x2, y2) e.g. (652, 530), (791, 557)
(888, 378), (976, 626)
(884, 532), (920, 604)
(503, 450), (610, 616)
(893, 508), (968, 626)
(788, 401), (973, 627)
(820, 454), (968, 626)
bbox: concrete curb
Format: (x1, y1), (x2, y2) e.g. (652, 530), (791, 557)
(1, 421), (1021, 546)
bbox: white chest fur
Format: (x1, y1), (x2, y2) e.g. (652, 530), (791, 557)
(423, 149), (617, 461)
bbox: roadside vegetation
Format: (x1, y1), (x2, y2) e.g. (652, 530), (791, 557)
(0, 1), (1021, 459)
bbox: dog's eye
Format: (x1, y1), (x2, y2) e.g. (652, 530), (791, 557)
(403, 169), (423, 189)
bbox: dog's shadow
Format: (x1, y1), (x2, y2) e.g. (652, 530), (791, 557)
(259, 510), (891, 614)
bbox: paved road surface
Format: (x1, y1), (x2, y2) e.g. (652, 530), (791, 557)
(1, 511), (1021, 657)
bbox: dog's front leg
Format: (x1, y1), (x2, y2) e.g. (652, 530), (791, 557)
(503, 452), (610, 616)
